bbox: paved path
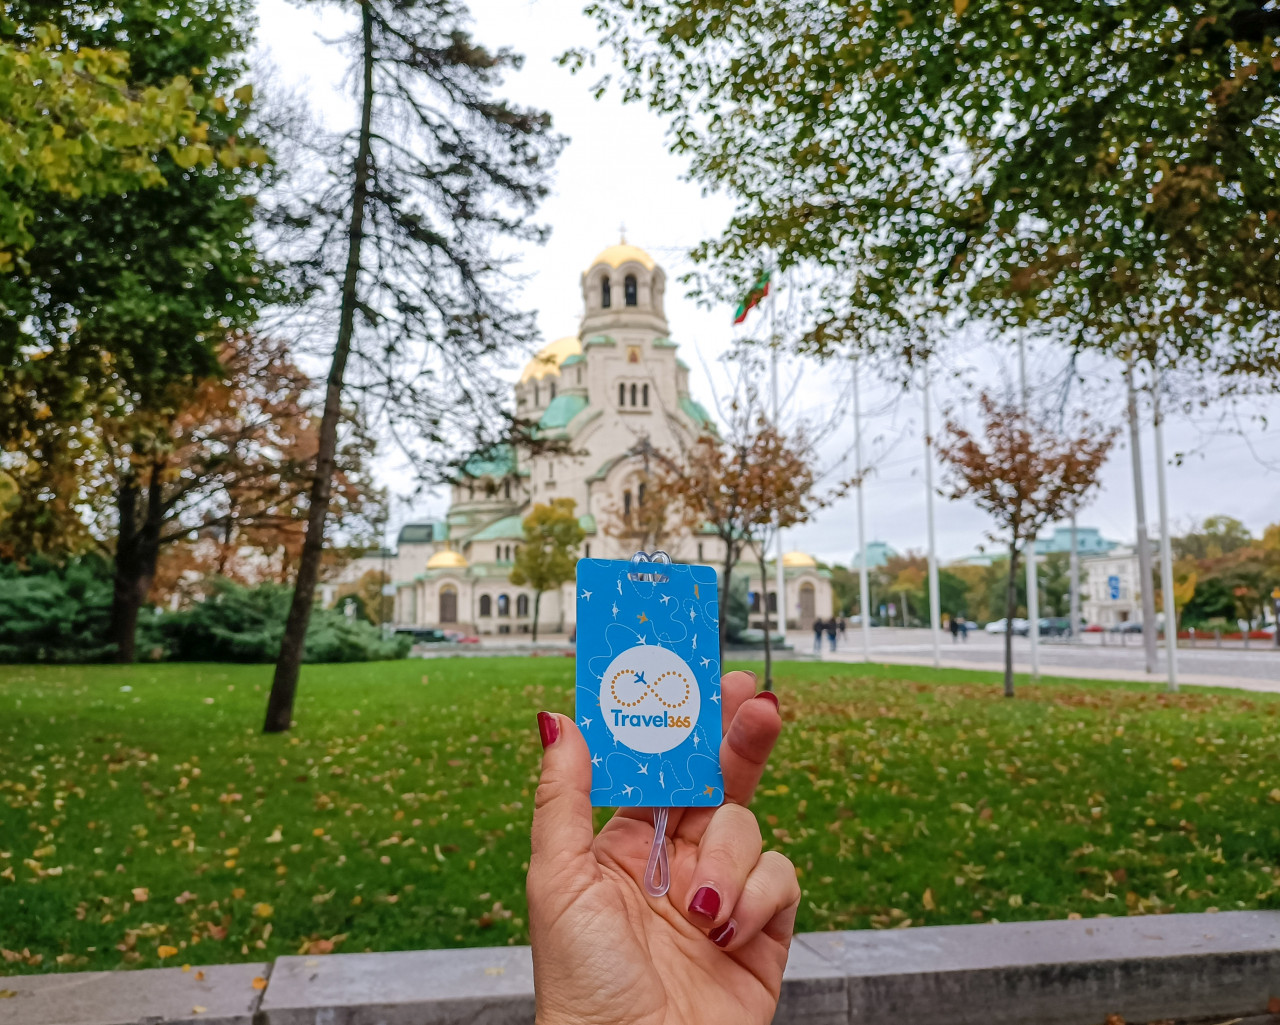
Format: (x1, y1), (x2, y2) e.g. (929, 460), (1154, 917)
(800, 627), (1280, 693)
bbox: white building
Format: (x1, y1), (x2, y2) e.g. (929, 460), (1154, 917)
(359, 241), (831, 635)
(1081, 544), (1153, 627)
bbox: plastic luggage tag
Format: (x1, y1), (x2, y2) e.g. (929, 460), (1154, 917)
(576, 552), (724, 896)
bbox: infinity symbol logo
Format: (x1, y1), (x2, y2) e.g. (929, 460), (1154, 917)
(609, 669), (691, 709)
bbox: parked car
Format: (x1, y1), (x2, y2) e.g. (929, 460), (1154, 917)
(985, 618), (1030, 636)
(395, 627), (449, 644)
(1110, 621), (1144, 634)
(1083, 623), (1104, 633)
(1038, 617), (1072, 637)
(443, 630), (480, 644)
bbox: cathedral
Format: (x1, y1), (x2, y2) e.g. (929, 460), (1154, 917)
(379, 241), (833, 635)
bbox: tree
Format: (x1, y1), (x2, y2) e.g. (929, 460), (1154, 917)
(937, 395), (1115, 696)
(575, 0), (1280, 383)
(509, 499), (585, 642)
(660, 410), (826, 690)
(1174, 516), (1256, 561)
(334, 569), (394, 626)
(264, 0), (561, 733)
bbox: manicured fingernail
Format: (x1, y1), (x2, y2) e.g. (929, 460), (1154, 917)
(754, 690), (779, 710)
(710, 919), (736, 948)
(689, 885), (721, 920)
(742, 670), (757, 683)
(537, 711), (559, 749)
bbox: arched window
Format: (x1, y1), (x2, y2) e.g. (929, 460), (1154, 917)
(767, 592), (778, 613)
(549, 383), (556, 400)
(576, 367), (582, 384)
(504, 480), (511, 500)
(642, 383), (649, 407)
(748, 591), (760, 612)
(630, 383), (637, 406)
(505, 545), (512, 561)
(467, 484), (474, 500)
(697, 542), (704, 561)
(624, 274), (637, 306)
(619, 383), (626, 406)
(496, 545), (502, 561)
(601, 277), (611, 308)
(439, 584), (458, 624)
(623, 490), (632, 517)
(585, 543), (591, 558)
(497, 594), (510, 617)
(479, 595), (492, 617)
(517, 594), (529, 617)
(533, 384), (539, 405)
(637, 482), (646, 506)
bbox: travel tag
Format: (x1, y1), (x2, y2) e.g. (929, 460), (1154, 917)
(575, 554), (724, 811)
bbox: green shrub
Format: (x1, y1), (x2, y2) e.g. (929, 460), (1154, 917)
(154, 579), (409, 663)
(0, 556), (116, 662)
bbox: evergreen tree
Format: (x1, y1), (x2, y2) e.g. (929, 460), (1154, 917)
(264, 0), (561, 732)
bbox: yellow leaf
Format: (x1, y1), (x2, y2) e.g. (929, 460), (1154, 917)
(192, 1005), (207, 1014)
(157, 945), (178, 959)
(922, 888), (936, 911)
(253, 902), (274, 919)
(251, 976), (268, 991)
(132, 887), (149, 902)
(0, 990), (16, 999)
(954, 0), (969, 14)
(232, 888), (246, 899)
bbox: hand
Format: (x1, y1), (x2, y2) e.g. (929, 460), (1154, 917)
(527, 671), (797, 1025)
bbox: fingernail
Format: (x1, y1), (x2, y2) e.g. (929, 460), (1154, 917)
(709, 919), (736, 948)
(741, 670), (758, 683)
(537, 711), (559, 749)
(754, 690), (779, 710)
(689, 885), (721, 920)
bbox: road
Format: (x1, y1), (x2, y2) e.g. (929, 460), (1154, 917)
(801, 627), (1280, 693)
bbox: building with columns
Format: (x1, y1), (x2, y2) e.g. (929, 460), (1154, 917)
(376, 241), (831, 635)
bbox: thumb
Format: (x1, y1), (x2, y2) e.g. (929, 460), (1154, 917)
(529, 711), (597, 885)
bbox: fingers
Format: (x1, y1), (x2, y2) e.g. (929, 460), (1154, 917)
(681, 803), (762, 931)
(528, 712), (597, 893)
(721, 689), (782, 807)
(719, 670), (758, 734)
(706, 850), (800, 953)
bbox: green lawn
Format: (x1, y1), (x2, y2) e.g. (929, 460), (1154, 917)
(3, 658), (1280, 975)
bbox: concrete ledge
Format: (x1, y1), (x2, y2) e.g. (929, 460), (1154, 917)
(0, 961), (269, 1025)
(2, 913), (1278, 1025)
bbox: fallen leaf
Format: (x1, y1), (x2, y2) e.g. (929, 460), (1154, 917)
(192, 1006), (207, 1015)
(922, 888), (936, 911)
(251, 977), (268, 990)
(231, 888), (246, 900)
(175, 891), (197, 905)
(157, 945), (179, 959)
(195, 971), (206, 981)
(0, 990), (16, 999)
(253, 902), (274, 919)
(132, 887), (149, 902)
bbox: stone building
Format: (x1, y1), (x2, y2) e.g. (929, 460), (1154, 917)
(371, 241), (831, 635)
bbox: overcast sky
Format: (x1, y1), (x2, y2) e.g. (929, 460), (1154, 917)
(252, 0), (1280, 565)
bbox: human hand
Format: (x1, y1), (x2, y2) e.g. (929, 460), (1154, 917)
(527, 670), (797, 1025)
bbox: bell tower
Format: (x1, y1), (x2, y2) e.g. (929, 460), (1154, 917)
(579, 234), (669, 337)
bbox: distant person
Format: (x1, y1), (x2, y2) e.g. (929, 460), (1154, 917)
(959, 616), (969, 641)
(812, 617), (824, 653)
(825, 617), (837, 651)
(837, 616), (847, 640)
(949, 615), (961, 643)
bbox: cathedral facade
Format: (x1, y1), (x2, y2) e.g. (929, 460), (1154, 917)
(383, 242), (833, 635)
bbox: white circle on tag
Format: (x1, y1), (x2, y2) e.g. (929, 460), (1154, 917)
(600, 644), (700, 754)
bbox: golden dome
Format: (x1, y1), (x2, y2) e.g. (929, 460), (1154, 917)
(426, 549), (468, 570)
(587, 243), (656, 272)
(781, 551), (818, 568)
(519, 335), (581, 384)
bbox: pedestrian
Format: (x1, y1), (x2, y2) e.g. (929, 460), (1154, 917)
(959, 615), (969, 642)
(949, 614), (961, 643)
(837, 616), (847, 641)
(812, 616), (823, 653)
(825, 617), (837, 651)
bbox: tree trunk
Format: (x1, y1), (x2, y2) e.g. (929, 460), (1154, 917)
(110, 462), (165, 663)
(1004, 543), (1020, 698)
(264, 3), (375, 734)
(532, 589), (541, 642)
(758, 547), (773, 691)
(720, 540), (736, 655)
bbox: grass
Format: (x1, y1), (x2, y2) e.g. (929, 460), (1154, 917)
(3, 657), (1280, 975)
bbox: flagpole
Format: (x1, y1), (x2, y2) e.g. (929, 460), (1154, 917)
(853, 359), (871, 663)
(770, 274), (787, 642)
(922, 364), (942, 668)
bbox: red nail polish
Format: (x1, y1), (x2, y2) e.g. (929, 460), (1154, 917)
(754, 690), (779, 710)
(689, 885), (720, 920)
(537, 711), (559, 749)
(709, 920), (736, 948)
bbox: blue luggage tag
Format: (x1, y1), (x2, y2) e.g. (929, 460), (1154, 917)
(575, 555), (724, 810)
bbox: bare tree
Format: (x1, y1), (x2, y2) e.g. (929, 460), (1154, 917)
(937, 394), (1116, 697)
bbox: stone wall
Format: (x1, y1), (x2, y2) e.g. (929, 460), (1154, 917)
(3, 912), (1277, 1025)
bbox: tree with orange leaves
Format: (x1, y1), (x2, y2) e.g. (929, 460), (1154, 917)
(937, 394), (1116, 697)
(658, 404), (827, 690)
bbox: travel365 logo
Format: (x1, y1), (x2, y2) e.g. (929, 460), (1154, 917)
(600, 644), (700, 754)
